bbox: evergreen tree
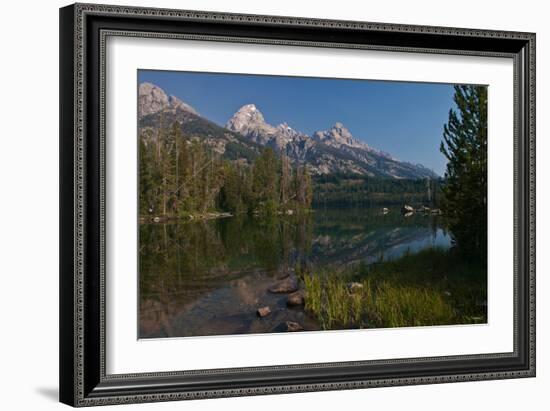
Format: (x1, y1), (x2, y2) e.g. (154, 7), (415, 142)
(174, 126), (191, 214)
(139, 137), (156, 213)
(219, 163), (241, 213)
(280, 153), (292, 205)
(294, 165), (313, 208)
(139, 129), (313, 217)
(252, 148), (280, 211)
(440, 85), (487, 259)
(162, 123), (180, 214)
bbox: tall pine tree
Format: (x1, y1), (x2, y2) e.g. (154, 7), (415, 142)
(440, 85), (487, 259)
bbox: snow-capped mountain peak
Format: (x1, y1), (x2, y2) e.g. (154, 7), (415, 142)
(138, 82), (438, 179)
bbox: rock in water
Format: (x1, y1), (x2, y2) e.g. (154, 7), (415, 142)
(287, 290), (305, 306)
(257, 306), (271, 317)
(286, 321), (304, 332)
(276, 272), (290, 280)
(269, 275), (298, 294)
(401, 204), (414, 214)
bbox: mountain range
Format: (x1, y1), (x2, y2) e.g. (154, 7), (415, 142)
(138, 82), (437, 179)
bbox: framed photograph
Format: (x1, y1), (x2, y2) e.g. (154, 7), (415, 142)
(59, 3), (536, 407)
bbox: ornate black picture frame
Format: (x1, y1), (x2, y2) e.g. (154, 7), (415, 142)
(59, 3), (535, 407)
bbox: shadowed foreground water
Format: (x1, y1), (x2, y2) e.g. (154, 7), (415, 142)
(139, 207), (457, 338)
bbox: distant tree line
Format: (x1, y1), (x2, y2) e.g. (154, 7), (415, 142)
(312, 173), (442, 207)
(139, 124), (312, 217)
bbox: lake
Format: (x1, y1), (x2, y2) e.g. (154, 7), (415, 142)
(139, 206), (455, 338)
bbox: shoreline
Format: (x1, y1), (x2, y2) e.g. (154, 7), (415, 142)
(140, 211), (234, 224)
(139, 208), (314, 224)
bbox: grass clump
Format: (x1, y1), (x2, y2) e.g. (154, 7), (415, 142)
(368, 282), (455, 327)
(302, 247), (486, 330)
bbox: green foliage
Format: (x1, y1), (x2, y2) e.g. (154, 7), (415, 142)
(138, 136), (159, 213)
(218, 163), (248, 213)
(251, 148), (280, 209)
(139, 127), (313, 218)
(302, 248), (487, 329)
(313, 173), (442, 207)
(223, 141), (257, 162)
(303, 270), (455, 329)
(295, 165), (313, 207)
(440, 85), (487, 260)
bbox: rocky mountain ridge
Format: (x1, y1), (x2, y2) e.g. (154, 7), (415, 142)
(138, 82), (437, 179)
(138, 82), (198, 118)
(225, 102), (435, 178)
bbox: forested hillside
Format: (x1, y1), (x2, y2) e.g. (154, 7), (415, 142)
(313, 173), (441, 207)
(139, 123), (312, 218)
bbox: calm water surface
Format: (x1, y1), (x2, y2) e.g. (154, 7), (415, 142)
(139, 207), (451, 338)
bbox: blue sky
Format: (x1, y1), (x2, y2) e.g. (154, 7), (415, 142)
(139, 70), (457, 175)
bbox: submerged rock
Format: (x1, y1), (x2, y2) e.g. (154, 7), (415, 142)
(286, 321), (304, 332)
(269, 275), (298, 294)
(287, 290), (305, 306)
(257, 306), (271, 317)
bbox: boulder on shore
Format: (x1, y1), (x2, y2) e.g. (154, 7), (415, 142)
(276, 268), (294, 280)
(287, 290), (305, 306)
(286, 321), (304, 332)
(269, 275), (298, 294)
(257, 306), (271, 317)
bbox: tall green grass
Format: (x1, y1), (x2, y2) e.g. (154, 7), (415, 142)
(301, 247), (486, 330)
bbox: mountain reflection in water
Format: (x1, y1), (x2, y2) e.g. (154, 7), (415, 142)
(139, 206), (451, 338)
